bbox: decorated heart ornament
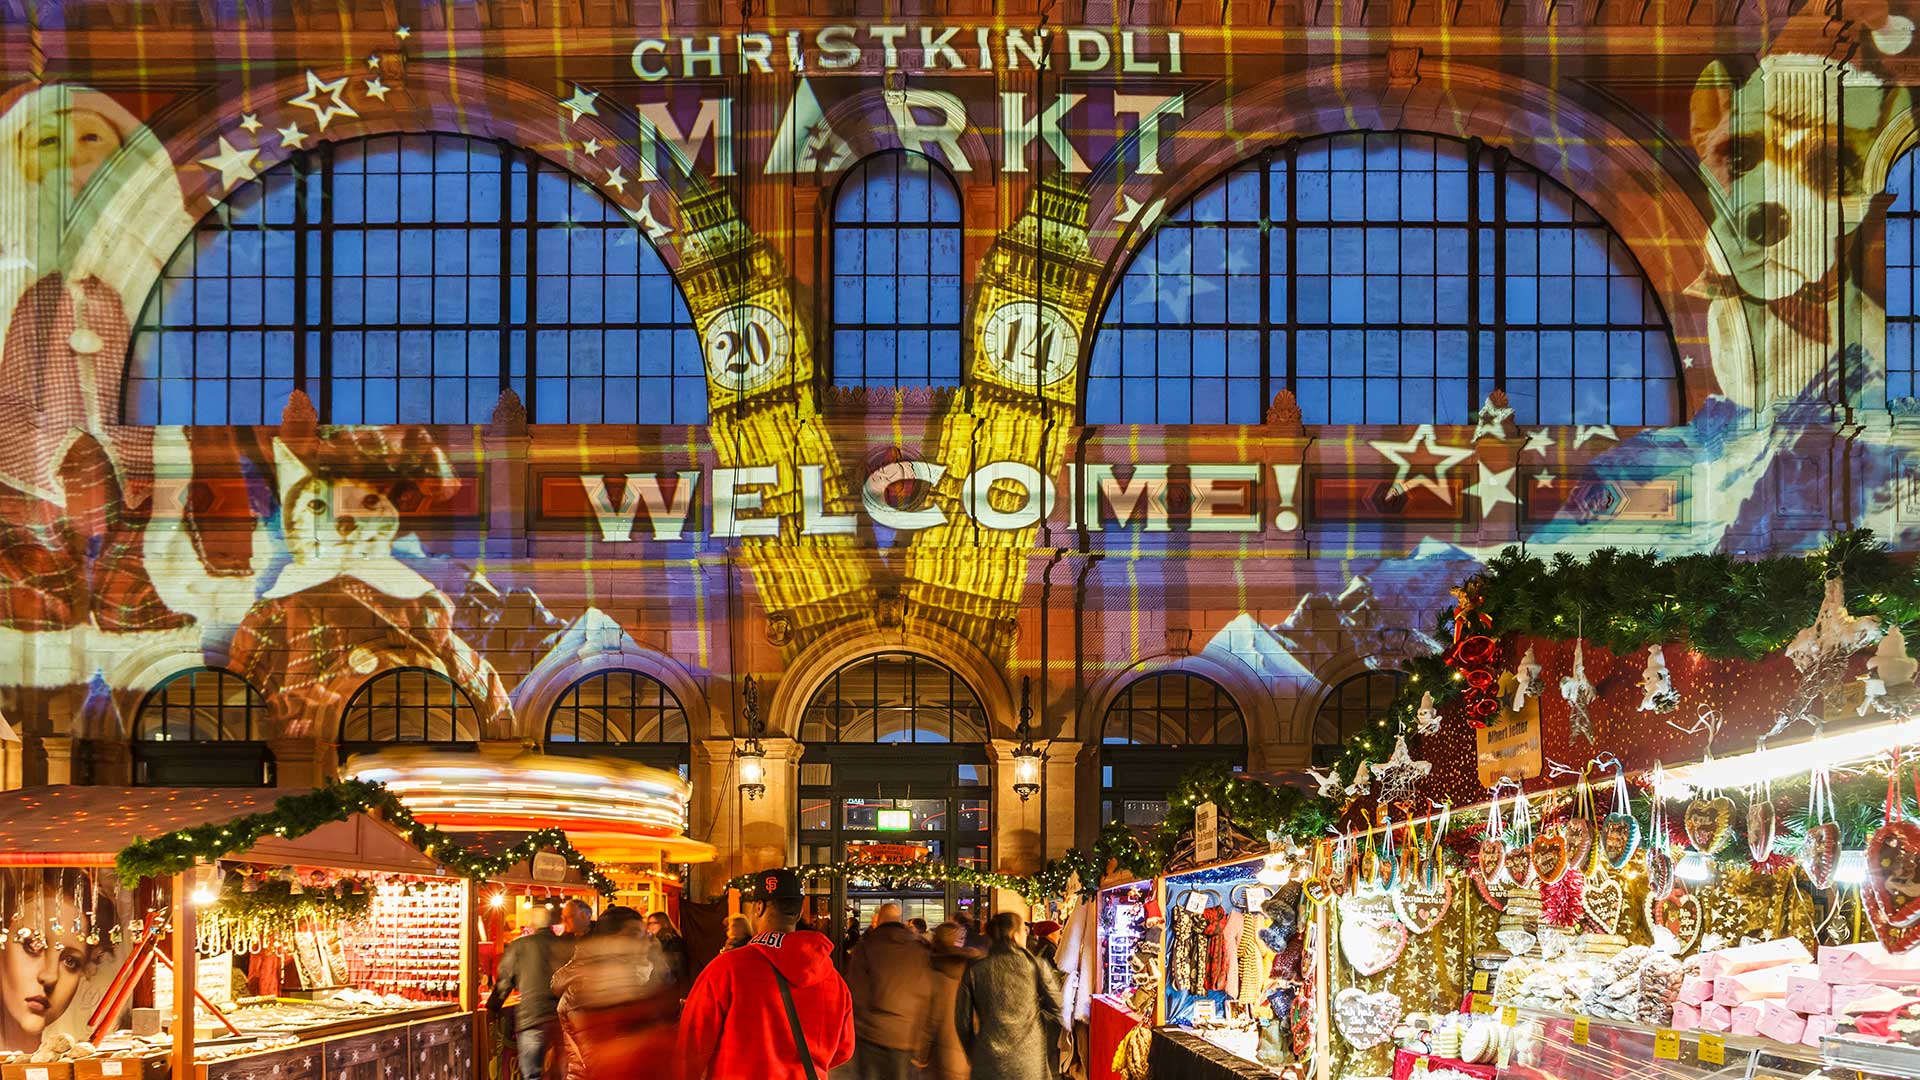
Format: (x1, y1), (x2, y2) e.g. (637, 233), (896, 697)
(1801, 822), (1841, 889)
(1470, 867), (1507, 912)
(1601, 813), (1641, 868)
(1563, 818), (1595, 874)
(1532, 833), (1570, 884)
(1392, 876), (1454, 935)
(1582, 865), (1624, 934)
(1647, 847), (1674, 897)
(1506, 842), (1537, 889)
(1477, 839), (1507, 884)
(1684, 796), (1735, 854)
(1748, 801), (1777, 862)
(1645, 885), (1702, 953)
(1866, 820), (1920, 952)
(1338, 894), (1410, 975)
(1332, 987), (1402, 1050)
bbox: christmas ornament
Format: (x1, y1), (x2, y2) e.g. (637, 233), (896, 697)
(1392, 876), (1453, 935)
(1600, 761), (1640, 867)
(1774, 574), (1881, 736)
(1471, 866), (1508, 912)
(1583, 861), (1624, 934)
(1415, 691), (1442, 736)
(1372, 735), (1432, 806)
(1337, 894), (1408, 976)
(1540, 869), (1585, 928)
(1645, 885), (1703, 954)
(1748, 800), (1777, 863)
(1511, 645), (1543, 713)
(1647, 848), (1674, 898)
(1861, 624), (1919, 716)
(1477, 786), (1507, 883)
(1866, 756), (1920, 952)
(1559, 636), (1598, 744)
(1332, 987), (1402, 1049)
(1532, 832), (1570, 884)
(1800, 767), (1841, 889)
(1443, 585), (1501, 727)
(1684, 797), (1735, 855)
(1638, 645), (1678, 713)
(1506, 787), (1537, 888)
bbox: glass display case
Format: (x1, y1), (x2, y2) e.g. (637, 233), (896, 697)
(1498, 1007), (1824, 1080)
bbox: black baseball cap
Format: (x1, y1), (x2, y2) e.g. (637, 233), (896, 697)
(749, 867), (804, 902)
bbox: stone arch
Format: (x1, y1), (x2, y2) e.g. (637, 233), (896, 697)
(1286, 652), (1412, 764)
(511, 644), (711, 744)
(1081, 57), (1726, 416)
(98, 638), (245, 742)
(1073, 648), (1275, 750)
(764, 622), (1016, 742)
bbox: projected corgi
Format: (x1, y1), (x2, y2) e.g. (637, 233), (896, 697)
(228, 427), (511, 740)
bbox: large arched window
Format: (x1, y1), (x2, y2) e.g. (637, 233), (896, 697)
(545, 669), (691, 777)
(830, 151), (964, 388)
(339, 667), (481, 759)
(126, 133), (704, 425)
(133, 668), (274, 786)
(1099, 672), (1247, 826)
(1088, 132), (1681, 426)
(797, 652), (991, 933)
(1311, 670), (1408, 766)
(1886, 147), (1920, 399)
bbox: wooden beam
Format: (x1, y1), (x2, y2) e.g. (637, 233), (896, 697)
(169, 873), (196, 1080)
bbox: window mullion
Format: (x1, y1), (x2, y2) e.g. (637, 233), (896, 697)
(318, 143), (334, 423)
(1285, 142), (1299, 402)
(527, 150), (541, 421)
(1467, 139), (1482, 412)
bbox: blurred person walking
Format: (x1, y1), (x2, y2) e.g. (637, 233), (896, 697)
(926, 922), (982, 1080)
(846, 902), (935, 1080)
(550, 906), (674, 1077)
(647, 910), (691, 995)
(487, 903), (583, 1080)
(953, 913), (1064, 1080)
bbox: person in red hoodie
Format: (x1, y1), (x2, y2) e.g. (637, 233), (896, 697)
(678, 868), (854, 1080)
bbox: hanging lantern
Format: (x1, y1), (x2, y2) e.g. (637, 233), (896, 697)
(1012, 677), (1044, 801)
(738, 675), (768, 801)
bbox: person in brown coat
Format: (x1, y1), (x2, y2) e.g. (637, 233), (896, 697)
(926, 922), (982, 1080)
(846, 903), (936, 1080)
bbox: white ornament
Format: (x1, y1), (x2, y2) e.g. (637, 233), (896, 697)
(1860, 624), (1918, 716)
(1414, 691), (1442, 736)
(1559, 639), (1598, 743)
(1306, 768), (1344, 800)
(1786, 577), (1881, 673)
(1345, 760), (1372, 798)
(1639, 645), (1678, 713)
(1510, 645), (1542, 712)
(1372, 735), (1433, 805)
(1472, 394), (1517, 442)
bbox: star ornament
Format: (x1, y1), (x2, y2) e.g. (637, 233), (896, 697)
(288, 69), (359, 133)
(1372, 734), (1432, 804)
(1372, 425), (1475, 505)
(561, 85), (600, 124)
(199, 136), (261, 192)
(1472, 396), (1517, 442)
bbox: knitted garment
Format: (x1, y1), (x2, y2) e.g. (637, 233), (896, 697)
(1113, 1025), (1154, 1080)
(1202, 906), (1230, 991)
(1167, 906), (1207, 992)
(1236, 921), (1266, 1005)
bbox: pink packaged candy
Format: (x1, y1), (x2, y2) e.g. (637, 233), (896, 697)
(1678, 975), (1714, 1007)
(1672, 1002), (1701, 1032)
(1709, 939), (1814, 975)
(1784, 975), (1830, 1015)
(1754, 1002), (1806, 1045)
(1701, 1002), (1733, 1033)
(1730, 1002), (1764, 1037)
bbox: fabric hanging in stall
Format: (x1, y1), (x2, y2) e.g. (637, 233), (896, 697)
(1168, 905), (1207, 992)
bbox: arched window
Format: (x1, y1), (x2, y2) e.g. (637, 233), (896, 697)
(126, 133), (704, 425)
(1886, 147), (1920, 399)
(1088, 132), (1681, 426)
(797, 652), (992, 931)
(339, 667), (481, 758)
(1099, 672), (1247, 826)
(830, 151), (964, 387)
(545, 669), (692, 777)
(132, 668), (274, 786)
(1311, 670), (1408, 766)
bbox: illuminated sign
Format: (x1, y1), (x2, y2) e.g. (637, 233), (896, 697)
(876, 809), (912, 831)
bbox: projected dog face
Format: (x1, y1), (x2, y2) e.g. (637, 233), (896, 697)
(1690, 56), (1905, 304)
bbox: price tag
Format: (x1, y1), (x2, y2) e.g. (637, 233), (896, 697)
(1572, 1017), (1590, 1046)
(1472, 971), (1491, 992)
(1470, 993), (1493, 1015)
(101, 1065), (125, 1078)
(1413, 1056), (1431, 1074)
(1501, 1005), (1518, 1027)
(1698, 1032), (1726, 1066)
(1653, 1029), (1680, 1061)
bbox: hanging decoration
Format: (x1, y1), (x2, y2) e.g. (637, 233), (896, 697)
(1801, 767), (1842, 890)
(1371, 735), (1432, 806)
(1866, 753), (1920, 953)
(1336, 893), (1407, 976)
(1391, 874), (1453, 935)
(1566, 766), (1597, 873)
(1443, 582), (1502, 727)
(1638, 645), (1679, 713)
(1583, 858), (1624, 934)
(1774, 574), (1882, 736)
(1332, 987), (1403, 1050)
(1645, 885), (1704, 953)
(1476, 782), (1507, 884)
(1559, 636), (1599, 745)
(1860, 624), (1919, 716)
(1748, 791), (1777, 863)
(1531, 829), (1570, 884)
(1511, 645), (1543, 713)
(1646, 763), (1674, 895)
(1414, 691), (1442, 737)
(1684, 796), (1736, 855)
(1600, 758), (1641, 868)
(1506, 786), (1538, 889)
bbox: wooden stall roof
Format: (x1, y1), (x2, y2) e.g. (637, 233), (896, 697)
(0, 786), (447, 876)
(464, 831), (594, 893)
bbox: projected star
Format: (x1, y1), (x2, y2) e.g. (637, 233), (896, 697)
(1574, 425), (1618, 449)
(367, 53), (382, 69)
(581, 137), (602, 156)
(1467, 462), (1519, 515)
(238, 113), (262, 134)
(199, 136), (261, 192)
(394, 25), (411, 39)
(603, 165), (628, 194)
(1372, 425), (1475, 505)
(277, 122), (308, 150)
(288, 70), (359, 133)
(1115, 193), (1167, 228)
(1534, 472), (1557, 487)
(621, 194), (672, 241)
(1522, 429), (1554, 456)
(560, 85), (600, 124)
(363, 77), (390, 102)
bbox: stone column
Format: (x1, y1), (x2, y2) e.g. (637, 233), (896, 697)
(269, 737), (330, 789)
(89, 738), (132, 785)
(36, 734), (76, 784)
(692, 736), (800, 898)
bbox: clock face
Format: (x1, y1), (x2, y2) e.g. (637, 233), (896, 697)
(703, 304), (792, 393)
(980, 302), (1080, 389)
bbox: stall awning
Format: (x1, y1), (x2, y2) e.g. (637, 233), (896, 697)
(0, 786), (448, 876)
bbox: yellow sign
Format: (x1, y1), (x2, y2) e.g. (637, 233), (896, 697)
(1572, 1017), (1590, 1045)
(1698, 1032), (1725, 1066)
(1501, 1006), (1518, 1027)
(1476, 674), (1543, 785)
(1470, 994), (1493, 1015)
(1472, 971), (1490, 992)
(1654, 1029), (1680, 1061)
(1413, 1057), (1430, 1074)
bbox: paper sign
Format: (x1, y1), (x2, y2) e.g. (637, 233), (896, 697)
(1413, 1057), (1430, 1074)
(1470, 994), (1493, 1014)
(1476, 674), (1543, 786)
(1501, 1006), (1517, 1027)
(101, 1064), (125, 1077)
(1698, 1032), (1725, 1066)
(1653, 1029), (1680, 1061)
(1185, 891), (1210, 913)
(1193, 1000), (1215, 1023)
(1572, 1017), (1590, 1045)
(1195, 801), (1219, 864)
(1472, 971), (1490, 992)
(25, 1069), (48, 1080)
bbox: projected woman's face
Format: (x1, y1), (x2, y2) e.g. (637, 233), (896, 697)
(21, 107), (122, 195)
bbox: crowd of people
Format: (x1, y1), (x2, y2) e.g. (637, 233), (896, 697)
(487, 870), (1077, 1080)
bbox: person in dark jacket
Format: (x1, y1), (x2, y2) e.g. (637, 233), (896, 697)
(677, 869), (855, 1080)
(927, 922), (983, 1080)
(646, 911), (690, 996)
(847, 903), (936, 1080)
(486, 906), (580, 1080)
(953, 912), (1064, 1080)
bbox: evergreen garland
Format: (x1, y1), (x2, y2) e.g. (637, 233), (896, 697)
(211, 875), (374, 932)
(114, 780), (617, 897)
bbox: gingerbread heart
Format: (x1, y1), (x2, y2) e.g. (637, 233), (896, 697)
(1392, 876), (1454, 935)
(1583, 865), (1624, 934)
(1748, 801), (1776, 862)
(1685, 796), (1735, 854)
(1802, 822), (1841, 889)
(1471, 867), (1507, 912)
(1563, 818), (1595, 874)
(1866, 820), (1920, 953)
(1333, 987), (1402, 1049)
(1601, 812), (1640, 867)
(1506, 842), (1537, 889)
(1477, 838), (1507, 884)
(1647, 847), (1674, 897)
(1645, 885), (1702, 953)
(1532, 833), (1570, 884)
(1338, 894), (1410, 975)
